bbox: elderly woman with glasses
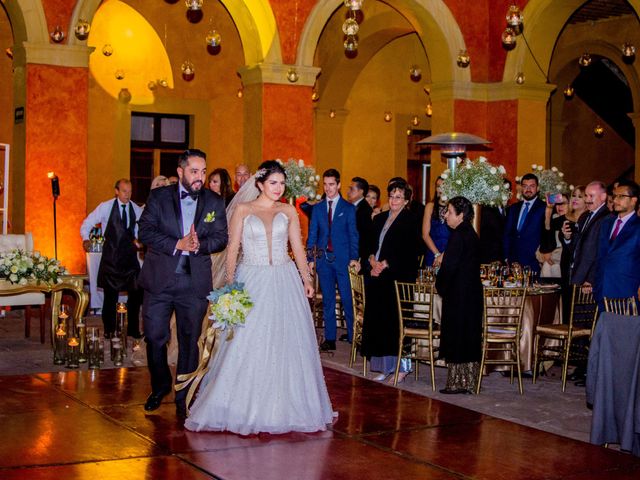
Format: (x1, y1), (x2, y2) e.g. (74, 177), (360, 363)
(360, 180), (421, 383)
(436, 196), (483, 394)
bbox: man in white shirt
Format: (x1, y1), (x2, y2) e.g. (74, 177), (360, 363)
(80, 179), (144, 339)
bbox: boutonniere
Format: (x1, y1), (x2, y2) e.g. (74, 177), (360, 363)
(204, 211), (216, 223)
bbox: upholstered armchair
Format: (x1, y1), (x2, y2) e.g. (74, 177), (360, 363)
(0, 233), (47, 343)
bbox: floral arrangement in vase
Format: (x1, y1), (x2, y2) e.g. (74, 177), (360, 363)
(277, 158), (321, 202)
(440, 156), (511, 207)
(519, 164), (568, 200)
(0, 249), (69, 285)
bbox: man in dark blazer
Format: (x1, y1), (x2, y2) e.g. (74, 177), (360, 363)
(307, 169), (359, 350)
(138, 149), (228, 417)
(594, 180), (640, 311)
(503, 173), (546, 272)
(562, 181), (610, 287)
(347, 176), (373, 267)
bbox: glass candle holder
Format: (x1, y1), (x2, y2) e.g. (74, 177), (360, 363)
(116, 303), (128, 354)
(111, 338), (123, 366)
(87, 327), (101, 369)
(53, 327), (67, 365)
(67, 337), (80, 368)
(76, 320), (87, 363)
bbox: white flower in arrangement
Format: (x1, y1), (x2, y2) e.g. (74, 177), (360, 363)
(9, 274), (17, 283)
(503, 183), (510, 189)
(537, 166), (544, 171)
(515, 176), (521, 182)
(551, 166), (558, 172)
(556, 184), (563, 191)
(282, 158), (319, 201)
(532, 164), (538, 170)
(315, 175), (320, 181)
(499, 165), (506, 174)
(456, 158), (463, 164)
(295, 175), (300, 181)
(298, 159), (304, 167)
(569, 184), (575, 190)
(309, 175), (315, 182)
(534, 165), (569, 200)
(315, 194), (321, 200)
(559, 172), (564, 178)
(440, 156), (511, 207)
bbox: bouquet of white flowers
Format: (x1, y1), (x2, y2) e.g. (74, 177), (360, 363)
(279, 158), (321, 201)
(0, 249), (68, 285)
(207, 282), (253, 340)
(525, 164), (568, 200)
(440, 156), (511, 207)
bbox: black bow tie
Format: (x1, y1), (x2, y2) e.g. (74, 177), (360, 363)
(180, 190), (199, 201)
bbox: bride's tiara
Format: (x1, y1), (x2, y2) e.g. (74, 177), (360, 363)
(255, 168), (268, 180)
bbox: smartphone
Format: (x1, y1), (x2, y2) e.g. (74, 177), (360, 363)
(546, 192), (564, 204)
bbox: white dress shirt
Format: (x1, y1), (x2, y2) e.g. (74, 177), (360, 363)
(80, 198), (143, 240)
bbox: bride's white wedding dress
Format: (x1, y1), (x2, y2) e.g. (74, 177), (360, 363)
(184, 211), (335, 435)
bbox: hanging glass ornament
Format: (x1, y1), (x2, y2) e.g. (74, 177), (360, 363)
(102, 44), (113, 57)
(206, 30), (222, 48)
(115, 69), (125, 80)
(181, 61), (195, 81)
(50, 26), (65, 43)
(344, 35), (358, 52)
(505, 5), (524, 28)
(342, 18), (359, 36)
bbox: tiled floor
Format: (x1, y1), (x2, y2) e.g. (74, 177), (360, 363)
(1, 367), (638, 479)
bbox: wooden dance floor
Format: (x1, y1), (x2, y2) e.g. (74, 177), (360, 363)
(1, 366), (639, 479)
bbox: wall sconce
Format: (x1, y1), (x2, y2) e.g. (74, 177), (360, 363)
(50, 25), (65, 43)
(185, 0), (203, 10)
(578, 53), (592, 67)
(383, 111), (393, 122)
(158, 78), (169, 88)
(329, 109), (336, 119)
(457, 50), (470, 68)
(406, 126), (413, 136)
(622, 42), (636, 63)
(515, 72), (525, 85)
(411, 115), (420, 127)
(115, 69), (125, 80)
(311, 90), (319, 102)
(502, 27), (517, 48)
(409, 65), (422, 81)
(505, 5), (524, 28)
(74, 19), (91, 40)
(236, 88), (243, 98)
(148, 81), (157, 91)
(563, 85), (574, 99)
(287, 68), (299, 83)
(181, 61), (195, 81)
(594, 125), (604, 138)
(425, 102), (433, 117)
(206, 30), (221, 48)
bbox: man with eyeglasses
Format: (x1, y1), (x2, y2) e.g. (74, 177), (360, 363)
(594, 179), (640, 311)
(307, 169), (360, 351)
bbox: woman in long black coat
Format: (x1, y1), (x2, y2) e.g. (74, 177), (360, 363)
(360, 181), (420, 382)
(435, 196), (483, 394)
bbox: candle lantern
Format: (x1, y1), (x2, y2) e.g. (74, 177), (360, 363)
(111, 338), (123, 366)
(67, 337), (80, 368)
(76, 319), (87, 363)
(116, 302), (128, 355)
(59, 304), (73, 337)
(87, 327), (101, 369)
(53, 325), (67, 365)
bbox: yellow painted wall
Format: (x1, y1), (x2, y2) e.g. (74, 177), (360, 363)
(86, 0), (245, 211)
(323, 35), (432, 195)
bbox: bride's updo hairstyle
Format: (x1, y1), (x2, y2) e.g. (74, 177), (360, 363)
(254, 159), (287, 187)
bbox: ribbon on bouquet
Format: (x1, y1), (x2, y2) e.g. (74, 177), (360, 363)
(175, 319), (222, 414)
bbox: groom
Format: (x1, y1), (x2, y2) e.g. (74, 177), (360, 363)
(138, 149), (228, 417)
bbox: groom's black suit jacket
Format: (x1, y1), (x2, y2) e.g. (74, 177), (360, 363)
(138, 184), (228, 297)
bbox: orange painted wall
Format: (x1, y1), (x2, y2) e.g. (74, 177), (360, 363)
(454, 99), (518, 181)
(26, 64), (87, 273)
(41, 0), (76, 44)
(262, 84), (314, 164)
(270, 0), (316, 65)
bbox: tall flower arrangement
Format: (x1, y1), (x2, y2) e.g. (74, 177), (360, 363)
(440, 157), (511, 207)
(0, 249), (68, 285)
(278, 158), (321, 201)
(526, 164), (568, 199)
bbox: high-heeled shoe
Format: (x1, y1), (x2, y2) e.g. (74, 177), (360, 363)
(372, 373), (389, 381)
(386, 372), (409, 384)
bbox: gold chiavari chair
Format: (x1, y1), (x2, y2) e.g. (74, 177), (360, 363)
(603, 297), (639, 316)
(477, 287), (527, 395)
(348, 267), (366, 375)
(394, 281), (440, 390)
(533, 285), (598, 392)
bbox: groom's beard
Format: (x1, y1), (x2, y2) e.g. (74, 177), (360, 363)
(182, 178), (203, 194)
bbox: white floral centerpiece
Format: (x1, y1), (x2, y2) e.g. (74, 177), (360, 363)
(524, 164), (568, 200)
(278, 158), (321, 202)
(440, 156), (511, 207)
(0, 249), (69, 285)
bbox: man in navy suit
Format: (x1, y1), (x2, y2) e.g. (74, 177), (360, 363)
(503, 173), (546, 272)
(138, 149), (228, 417)
(307, 169), (359, 351)
(593, 179), (640, 311)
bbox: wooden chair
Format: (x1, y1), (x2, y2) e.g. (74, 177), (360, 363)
(348, 267), (366, 375)
(394, 281), (440, 390)
(477, 287), (527, 395)
(603, 297), (638, 316)
(532, 285), (598, 391)
(0, 233), (46, 343)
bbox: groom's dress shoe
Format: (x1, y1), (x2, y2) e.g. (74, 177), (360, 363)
(144, 390), (170, 411)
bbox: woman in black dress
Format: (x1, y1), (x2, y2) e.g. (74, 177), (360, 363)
(435, 196), (483, 394)
(360, 180), (420, 382)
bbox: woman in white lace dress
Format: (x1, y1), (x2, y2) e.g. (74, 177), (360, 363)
(185, 160), (335, 435)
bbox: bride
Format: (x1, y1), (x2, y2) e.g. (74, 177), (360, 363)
(184, 160), (335, 435)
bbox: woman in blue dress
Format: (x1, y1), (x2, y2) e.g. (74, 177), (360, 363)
(422, 177), (451, 267)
